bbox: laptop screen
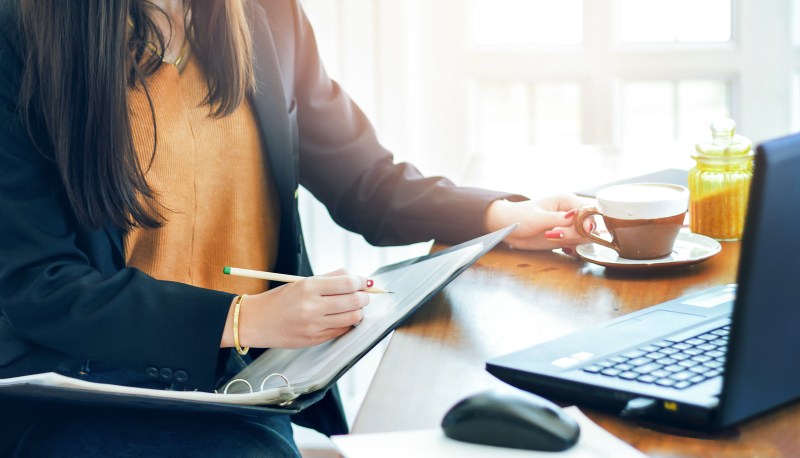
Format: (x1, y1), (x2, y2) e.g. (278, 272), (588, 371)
(719, 133), (800, 427)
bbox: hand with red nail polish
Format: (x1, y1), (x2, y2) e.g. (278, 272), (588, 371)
(545, 230), (565, 239)
(484, 193), (593, 250)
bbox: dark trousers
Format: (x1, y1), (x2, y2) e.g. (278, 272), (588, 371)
(5, 403), (299, 458)
(1, 356), (303, 457)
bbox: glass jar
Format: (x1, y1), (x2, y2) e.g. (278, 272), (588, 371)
(688, 118), (754, 241)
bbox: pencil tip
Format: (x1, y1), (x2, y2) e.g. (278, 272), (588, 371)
(223, 266), (231, 275)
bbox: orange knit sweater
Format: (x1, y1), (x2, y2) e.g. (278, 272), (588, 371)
(125, 57), (280, 296)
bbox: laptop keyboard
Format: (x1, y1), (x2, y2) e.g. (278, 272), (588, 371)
(581, 324), (729, 390)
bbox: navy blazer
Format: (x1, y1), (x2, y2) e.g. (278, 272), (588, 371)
(0, 0), (510, 442)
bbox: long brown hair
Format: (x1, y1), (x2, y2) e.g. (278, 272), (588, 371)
(18, 0), (255, 230)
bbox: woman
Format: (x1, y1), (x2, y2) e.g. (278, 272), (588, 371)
(0, 0), (588, 455)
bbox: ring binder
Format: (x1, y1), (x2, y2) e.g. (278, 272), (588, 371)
(222, 378), (253, 395)
(220, 373), (291, 394)
(261, 373), (291, 391)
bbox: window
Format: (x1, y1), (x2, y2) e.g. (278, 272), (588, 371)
(469, 0), (583, 46)
(621, 80), (731, 145)
(619, 0), (732, 43)
(297, 0), (798, 256)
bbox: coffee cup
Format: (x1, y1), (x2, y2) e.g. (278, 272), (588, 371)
(574, 183), (689, 260)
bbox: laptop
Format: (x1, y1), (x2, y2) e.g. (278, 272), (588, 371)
(486, 132), (800, 431)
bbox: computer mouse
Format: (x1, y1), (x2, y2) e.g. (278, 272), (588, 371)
(441, 389), (580, 452)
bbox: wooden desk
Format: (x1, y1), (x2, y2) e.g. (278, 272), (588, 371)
(352, 241), (797, 457)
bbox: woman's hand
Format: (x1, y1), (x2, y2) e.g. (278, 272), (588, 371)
(484, 194), (594, 251)
(221, 269), (369, 349)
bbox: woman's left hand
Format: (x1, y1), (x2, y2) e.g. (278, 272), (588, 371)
(484, 194), (594, 251)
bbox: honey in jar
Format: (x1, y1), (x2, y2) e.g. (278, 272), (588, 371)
(688, 118), (753, 241)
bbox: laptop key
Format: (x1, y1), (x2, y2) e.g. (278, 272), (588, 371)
(697, 344), (717, 351)
(656, 357), (677, 365)
(651, 370), (671, 378)
(659, 347), (679, 355)
(652, 341), (672, 348)
(597, 361), (615, 368)
(670, 371), (695, 381)
(645, 352), (667, 360)
(664, 364), (684, 372)
(609, 356), (628, 364)
(619, 371), (639, 380)
(684, 348), (703, 356)
(637, 375), (657, 383)
(600, 368), (621, 377)
(639, 345), (659, 353)
(622, 350), (646, 359)
(678, 360), (699, 368)
(686, 338), (705, 345)
(672, 353), (691, 361)
(691, 355), (713, 363)
(690, 365), (711, 374)
(706, 350), (725, 358)
(633, 363), (663, 374)
(689, 375), (706, 384)
(615, 363), (634, 371)
(674, 381), (692, 389)
(656, 378), (676, 387)
(582, 365), (603, 373)
(627, 357), (652, 366)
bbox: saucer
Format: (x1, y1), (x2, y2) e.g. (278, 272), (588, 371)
(575, 233), (722, 270)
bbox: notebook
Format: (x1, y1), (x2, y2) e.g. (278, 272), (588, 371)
(0, 226), (514, 418)
(487, 133), (800, 431)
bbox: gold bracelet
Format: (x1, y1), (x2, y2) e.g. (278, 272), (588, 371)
(233, 294), (250, 355)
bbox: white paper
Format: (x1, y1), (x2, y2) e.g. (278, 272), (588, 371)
(0, 372), (297, 405)
(332, 407), (649, 458)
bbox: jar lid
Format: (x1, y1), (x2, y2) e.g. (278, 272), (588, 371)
(694, 118), (752, 157)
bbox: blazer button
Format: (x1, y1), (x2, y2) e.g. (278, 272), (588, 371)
(159, 367), (174, 381)
(145, 366), (159, 378)
(174, 370), (189, 383)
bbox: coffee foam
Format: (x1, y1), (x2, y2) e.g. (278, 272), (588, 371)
(596, 183), (688, 220)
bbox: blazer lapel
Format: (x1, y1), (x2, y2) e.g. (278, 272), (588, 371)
(246, 1), (298, 221)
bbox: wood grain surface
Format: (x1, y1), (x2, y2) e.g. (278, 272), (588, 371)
(352, 241), (798, 457)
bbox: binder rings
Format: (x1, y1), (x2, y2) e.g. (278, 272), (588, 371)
(0, 226), (514, 418)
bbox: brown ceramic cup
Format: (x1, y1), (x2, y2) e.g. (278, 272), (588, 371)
(574, 183), (689, 260)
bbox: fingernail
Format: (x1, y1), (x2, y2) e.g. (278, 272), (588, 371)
(588, 222), (595, 232)
(564, 209), (578, 219)
(366, 279), (374, 288)
(562, 247), (574, 255)
(545, 230), (565, 239)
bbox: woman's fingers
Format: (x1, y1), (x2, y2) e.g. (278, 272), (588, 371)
(306, 273), (369, 296)
(314, 326), (352, 344)
(319, 290), (370, 315)
(325, 307), (365, 329)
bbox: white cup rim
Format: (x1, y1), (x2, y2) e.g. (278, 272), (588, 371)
(596, 183), (689, 220)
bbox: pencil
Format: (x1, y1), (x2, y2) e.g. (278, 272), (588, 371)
(222, 266), (392, 294)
